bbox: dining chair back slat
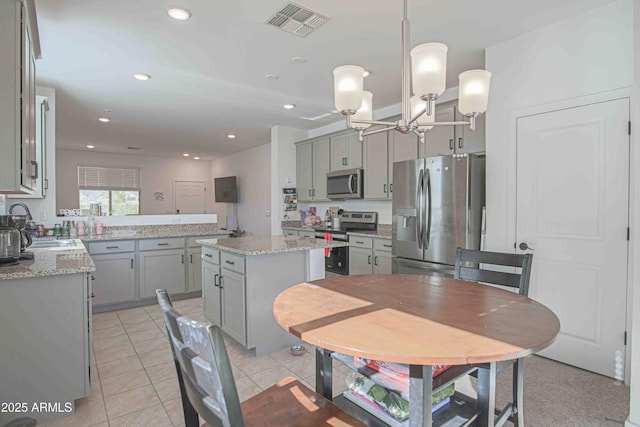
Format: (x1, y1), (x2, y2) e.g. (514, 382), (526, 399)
(454, 248), (533, 296)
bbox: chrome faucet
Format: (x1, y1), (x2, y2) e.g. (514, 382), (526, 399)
(8, 202), (33, 223)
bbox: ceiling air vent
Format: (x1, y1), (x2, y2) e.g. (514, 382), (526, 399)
(265, 2), (329, 38)
(127, 146), (142, 151)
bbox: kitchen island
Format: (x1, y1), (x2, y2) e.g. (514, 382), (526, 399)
(197, 235), (349, 355)
(0, 240), (95, 425)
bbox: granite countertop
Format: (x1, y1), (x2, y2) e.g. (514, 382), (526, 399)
(0, 239), (95, 281)
(73, 224), (230, 242)
(281, 222), (392, 240)
(197, 235), (349, 256)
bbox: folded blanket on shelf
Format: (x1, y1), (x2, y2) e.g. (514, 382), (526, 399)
(354, 356), (451, 381)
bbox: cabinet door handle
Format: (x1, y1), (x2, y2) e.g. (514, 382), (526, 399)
(374, 256), (378, 266)
(225, 260), (235, 265)
(181, 254), (185, 264)
(390, 183), (393, 193)
(449, 139), (454, 150)
(214, 273), (219, 287)
(204, 253), (213, 258)
(157, 243), (170, 246)
(30, 160), (38, 179)
(91, 292), (95, 298)
(130, 259), (134, 269)
(219, 276), (224, 289)
(383, 184), (387, 194)
(355, 240), (364, 244)
(309, 189), (312, 196)
(458, 137), (463, 149)
(367, 255), (372, 265)
(383, 244), (392, 248)
(106, 246), (119, 249)
(190, 254), (193, 264)
(90, 275), (95, 281)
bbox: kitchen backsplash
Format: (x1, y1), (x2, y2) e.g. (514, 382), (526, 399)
(297, 199), (392, 224)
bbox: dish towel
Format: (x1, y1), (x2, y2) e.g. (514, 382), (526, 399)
(324, 233), (332, 257)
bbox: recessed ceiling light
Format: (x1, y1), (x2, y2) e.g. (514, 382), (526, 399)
(363, 70), (370, 77)
(265, 74), (279, 80)
(291, 56), (306, 64)
(167, 7), (191, 21)
(193, 157), (200, 160)
(133, 73), (151, 81)
(182, 153), (190, 157)
(86, 145), (95, 149)
(283, 104), (296, 110)
(98, 117), (110, 123)
(227, 134), (236, 139)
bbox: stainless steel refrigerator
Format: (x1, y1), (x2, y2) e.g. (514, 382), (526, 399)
(392, 155), (485, 277)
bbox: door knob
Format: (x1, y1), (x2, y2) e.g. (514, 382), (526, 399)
(519, 242), (534, 251)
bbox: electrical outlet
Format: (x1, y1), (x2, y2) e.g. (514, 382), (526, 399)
(265, 210), (271, 217)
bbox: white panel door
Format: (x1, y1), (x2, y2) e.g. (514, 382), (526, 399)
(516, 98), (629, 378)
(174, 181), (206, 214)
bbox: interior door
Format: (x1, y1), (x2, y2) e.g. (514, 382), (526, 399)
(516, 98), (629, 378)
(174, 181), (206, 214)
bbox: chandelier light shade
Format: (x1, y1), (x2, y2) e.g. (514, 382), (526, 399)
(458, 70), (492, 116)
(333, 65), (365, 113)
(351, 91), (373, 129)
(333, 0), (490, 142)
(410, 43), (448, 100)
(410, 96), (434, 131)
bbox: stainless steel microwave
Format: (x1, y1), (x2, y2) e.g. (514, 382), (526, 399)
(327, 168), (363, 199)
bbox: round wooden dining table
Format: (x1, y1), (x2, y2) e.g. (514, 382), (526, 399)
(273, 274), (560, 427)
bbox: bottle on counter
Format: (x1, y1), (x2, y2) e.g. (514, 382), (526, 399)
(53, 224), (62, 237)
(70, 221), (78, 237)
(96, 222), (104, 235)
(87, 216), (95, 236)
(77, 221), (86, 236)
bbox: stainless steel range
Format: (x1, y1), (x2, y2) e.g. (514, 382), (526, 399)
(315, 211), (378, 276)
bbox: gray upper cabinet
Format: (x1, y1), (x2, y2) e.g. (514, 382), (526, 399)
(0, 0), (40, 194)
(296, 137), (330, 202)
(363, 133), (389, 199)
(330, 132), (362, 171)
(421, 103), (485, 157)
(363, 129), (418, 200)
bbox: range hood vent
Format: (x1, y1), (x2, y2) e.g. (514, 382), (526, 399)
(265, 2), (328, 38)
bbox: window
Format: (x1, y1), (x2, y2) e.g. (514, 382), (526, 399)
(78, 166), (140, 215)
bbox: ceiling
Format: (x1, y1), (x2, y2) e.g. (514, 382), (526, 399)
(35, 0), (617, 161)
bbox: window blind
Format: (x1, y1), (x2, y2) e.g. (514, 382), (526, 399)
(78, 166), (140, 191)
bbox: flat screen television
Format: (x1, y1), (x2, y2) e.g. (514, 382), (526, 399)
(214, 176), (237, 203)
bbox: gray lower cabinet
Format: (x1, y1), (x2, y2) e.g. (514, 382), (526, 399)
(349, 237), (392, 275)
(220, 268), (247, 346)
(139, 247), (187, 298)
(203, 256), (221, 324)
(187, 245), (202, 292)
(0, 272), (91, 425)
(91, 252), (135, 305)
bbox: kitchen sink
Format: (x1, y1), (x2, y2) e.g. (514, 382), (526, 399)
(30, 239), (78, 249)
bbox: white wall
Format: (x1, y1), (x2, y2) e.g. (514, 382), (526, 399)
(211, 143), (271, 236)
(56, 149), (213, 216)
(270, 126), (308, 234)
(484, 1), (638, 423)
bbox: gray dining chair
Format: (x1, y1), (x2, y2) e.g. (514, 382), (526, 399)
(156, 289), (366, 427)
(454, 247), (533, 427)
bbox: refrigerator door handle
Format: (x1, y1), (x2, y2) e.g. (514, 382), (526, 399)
(416, 169), (424, 250)
(425, 168), (432, 250)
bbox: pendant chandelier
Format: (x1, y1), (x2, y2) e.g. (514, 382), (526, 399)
(333, 0), (491, 143)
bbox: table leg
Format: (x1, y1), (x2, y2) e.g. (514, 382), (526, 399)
(315, 347), (333, 400)
(477, 361), (497, 427)
(409, 364), (433, 427)
(513, 358), (525, 426)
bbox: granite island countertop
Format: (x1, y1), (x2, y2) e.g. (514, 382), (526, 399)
(64, 224), (230, 242)
(197, 235), (349, 256)
(0, 239), (95, 281)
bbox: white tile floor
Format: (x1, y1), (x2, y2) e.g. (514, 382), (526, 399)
(40, 296), (630, 427)
(41, 297), (352, 427)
